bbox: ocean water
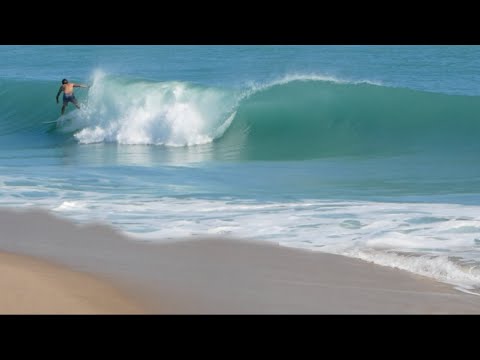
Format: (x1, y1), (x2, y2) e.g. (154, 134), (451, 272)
(2, 45), (480, 293)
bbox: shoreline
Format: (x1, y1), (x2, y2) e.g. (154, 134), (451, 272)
(1, 208), (480, 314)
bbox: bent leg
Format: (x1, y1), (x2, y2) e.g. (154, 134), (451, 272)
(61, 103), (67, 115)
(72, 98), (80, 109)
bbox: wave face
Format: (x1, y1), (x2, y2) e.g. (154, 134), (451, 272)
(0, 79), (58, 137)
(2, 74), (480, 160)
(219, 79), (480, 160)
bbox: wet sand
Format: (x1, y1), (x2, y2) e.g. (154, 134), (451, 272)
(1, 208), (480, 314)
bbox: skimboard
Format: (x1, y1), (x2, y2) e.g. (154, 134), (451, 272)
(43, 114), (73, 125)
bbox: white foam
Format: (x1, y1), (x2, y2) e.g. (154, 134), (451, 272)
(53, 201), (86, 211)
(71, 71), (239, 146)
(321, 246), (480, 293)
(3, 171), (480, 293)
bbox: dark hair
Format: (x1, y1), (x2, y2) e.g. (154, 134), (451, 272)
(62, 79), (68, 84)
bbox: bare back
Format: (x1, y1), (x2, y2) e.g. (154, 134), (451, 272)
(62, 83), (76, 95)
(57, 80), (88, 115)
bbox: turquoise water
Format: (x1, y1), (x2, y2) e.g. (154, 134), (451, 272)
(2, 45), (480, 292)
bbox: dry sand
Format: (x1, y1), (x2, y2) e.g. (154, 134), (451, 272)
(0, 252), (143, 314)
(1, 208), (480, 314)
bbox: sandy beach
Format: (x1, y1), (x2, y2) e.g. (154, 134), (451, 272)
(1, 208), (480, 314)
(0, 252), (143, 314)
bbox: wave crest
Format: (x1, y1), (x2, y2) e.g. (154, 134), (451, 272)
(3, 72), (480, 160)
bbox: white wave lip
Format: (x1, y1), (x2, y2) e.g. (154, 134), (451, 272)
(73, 71), (239, 146)
(242, 72), (383, 97)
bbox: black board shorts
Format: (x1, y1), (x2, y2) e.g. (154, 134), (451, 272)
(63, 93), (76, 104)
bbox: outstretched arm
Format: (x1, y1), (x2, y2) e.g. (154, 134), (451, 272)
(56, 86), (63, 104)
(73, 83), (89, 88)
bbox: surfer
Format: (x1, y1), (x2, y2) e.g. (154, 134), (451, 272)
(55, 79), (89, 115)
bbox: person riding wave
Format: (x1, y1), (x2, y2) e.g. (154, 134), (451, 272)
(56, 78), (89, 115)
